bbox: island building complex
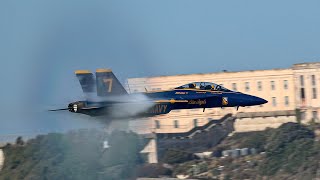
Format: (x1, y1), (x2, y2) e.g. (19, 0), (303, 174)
(127, 62), (320, 134)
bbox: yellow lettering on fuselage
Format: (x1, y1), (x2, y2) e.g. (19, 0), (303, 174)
(188, 99), (207, 105)
(175, 92), (188, 95)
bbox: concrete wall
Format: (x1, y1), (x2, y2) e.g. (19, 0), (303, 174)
(235, 116), (296, 132)
(0, 149), (4, 171)
(156, 117), (235, 159)
(293, 63), (320, 122)
(140, 139), (158, 164)
(234, 110), (297, 132)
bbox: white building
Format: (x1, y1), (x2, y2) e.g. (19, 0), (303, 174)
(0, 149), (4, 171)
(127, 62), (320, 133)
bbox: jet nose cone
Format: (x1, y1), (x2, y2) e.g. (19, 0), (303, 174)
(241, 94), (268, 106)
(253, 96), (268, 105)
(258, 97), (268, 105)
(234, 93), (268, 107)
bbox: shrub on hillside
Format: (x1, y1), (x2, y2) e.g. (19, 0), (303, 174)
(162, 149), (196, 164)
(136, 164), (172, 178)
(259, 122), (317, 176)
(0, 130), (145, 180)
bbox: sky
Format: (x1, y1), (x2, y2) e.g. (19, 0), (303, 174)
(0, 0), (320, 139)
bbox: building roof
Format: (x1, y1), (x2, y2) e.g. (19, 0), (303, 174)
(129, 67), (291, 80)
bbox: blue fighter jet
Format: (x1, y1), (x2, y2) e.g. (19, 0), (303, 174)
(50, 69), (267, 118)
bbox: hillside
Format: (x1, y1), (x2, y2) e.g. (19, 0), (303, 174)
(0, 129), (146, 180)
(164, 122), (320, 179)
(1, 122), (320, 180)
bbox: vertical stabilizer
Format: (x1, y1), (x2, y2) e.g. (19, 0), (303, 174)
(75, 70), (96, 95)
(95, 69), (128, 96)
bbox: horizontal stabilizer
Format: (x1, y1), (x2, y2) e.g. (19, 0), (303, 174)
(48, 108), (68, 111)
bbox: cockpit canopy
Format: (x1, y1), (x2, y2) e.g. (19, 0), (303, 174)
(175, 82), (232, 92)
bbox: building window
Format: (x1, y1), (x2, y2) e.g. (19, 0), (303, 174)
(155, 120), (160, 129)
(300, 75), (304, 86)
(311, 75), (316, 86)
(257, 81), (262, 91)
(312, 111), (318, 120)
(174, 120), (179, 128)
(270, 81), (275, 90)
(284, 80), (288, 90)
(313, 88), (317, 99)
(232, 83), (237, 91)
(311, 75), (317, 99)
(193, 119), (198, 127)
(301, 88), (306, 99)
(272, 97), (277, 107)
(285, 96), (289, 106)
(245, 82), (250, 92)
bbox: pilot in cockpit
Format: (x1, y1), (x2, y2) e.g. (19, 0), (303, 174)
(188, 83), (196, 88)
(205, 84), (213, 90)
(215, 85), (221, 91)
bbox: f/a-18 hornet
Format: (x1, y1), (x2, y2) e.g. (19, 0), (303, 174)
(50, 69), (268, 118)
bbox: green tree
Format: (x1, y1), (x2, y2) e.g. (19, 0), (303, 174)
(0, 130), (145, 180)
(162, 149), (195, 164)
(259, 122), (316, 176)
(15, 136), (24, 146)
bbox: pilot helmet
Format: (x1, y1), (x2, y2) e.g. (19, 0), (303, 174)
(188, 83), (196, 88)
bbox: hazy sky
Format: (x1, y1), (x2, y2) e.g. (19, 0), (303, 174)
(1, 0), (320, 137)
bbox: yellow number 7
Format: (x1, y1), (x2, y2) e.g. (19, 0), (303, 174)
(103, 78), (113, 92)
